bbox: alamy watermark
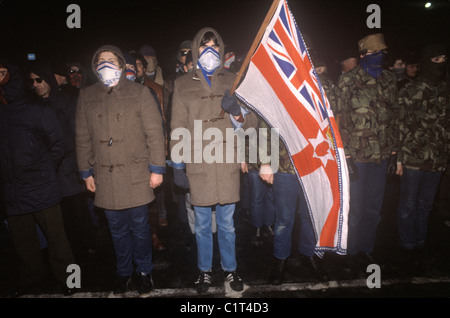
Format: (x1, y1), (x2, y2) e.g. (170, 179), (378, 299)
(366, 4), (381, 29)
(66, 4), (81, 29)
(170, 121), (280, 172)
(366, 264), (381, 288)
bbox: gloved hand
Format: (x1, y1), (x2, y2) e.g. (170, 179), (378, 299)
(386, 153), (398, 176)
(173, 168), (190, 190)
(346, 157), (358, 182)
(221, 90), (241, 116)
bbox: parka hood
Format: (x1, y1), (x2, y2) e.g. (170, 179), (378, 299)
(0, 59), (28, 104)
(191, 27), (225, 70)
(91, 44), (127, 87)
(28, 62), (60, 99)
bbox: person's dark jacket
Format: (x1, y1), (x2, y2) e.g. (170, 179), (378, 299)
(0, 61), (64, 216)
(29, 63), (85, 197)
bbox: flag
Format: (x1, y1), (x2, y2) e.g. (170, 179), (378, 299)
(235, 0), (349, 255)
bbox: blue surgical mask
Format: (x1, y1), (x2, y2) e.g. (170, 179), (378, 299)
(359, 51), (385, 79)
(197, 47), (221, 76)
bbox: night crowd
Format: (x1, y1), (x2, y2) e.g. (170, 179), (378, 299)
(0, 27), (449, 298)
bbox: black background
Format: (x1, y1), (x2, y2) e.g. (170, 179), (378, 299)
(2, 0), (450, 79)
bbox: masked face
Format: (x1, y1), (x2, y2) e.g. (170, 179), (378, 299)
(197, 46), (221, 76)
(422, 55), (448, 82)
(359, 50), (386, 79)
(97, 61), (121, 87)
(224, 52), (235, 70)
(125, 64), (136, 81)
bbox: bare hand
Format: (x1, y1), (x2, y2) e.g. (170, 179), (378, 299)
(150, 173), (163, 189)
(395, 163), (403, 176)
(259, 165), (274, 184)
(85, 176), (96, 192)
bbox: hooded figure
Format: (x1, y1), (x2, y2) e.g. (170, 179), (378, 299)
(0, 61), (64, 215)
(420, 43), (448, 83)
(0, 61), (75, 294)
(76, 44), (166, 210)
(170, 27), (252, 206)
(170, 27), (256, 293)
(28, 62), (85, 198)
(75, 45), (166, 297)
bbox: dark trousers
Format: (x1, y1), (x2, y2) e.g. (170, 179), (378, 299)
(60, 191), (96, 258)
(7, 204), (74, 286)
(348, 160), (388, 256)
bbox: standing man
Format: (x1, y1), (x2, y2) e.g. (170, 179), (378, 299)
(170, 27), (256, 293)
(75, 45), (166, 298)
(335, 33), (399, 271)
(28, 62), (96, 262)
(396, 43), (449, 266)
(0, 61), (75, 296)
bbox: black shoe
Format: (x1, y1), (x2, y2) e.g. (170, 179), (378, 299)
(194, 270), (212, 293)
(62, 286), (77, 296)
(137, 273), (154, 298)
(250, 228), (264, 247)
(302, 255), (329, 281)
(269, 258), (287, 285)
(224, 271), (244, 292)
(113, 276), (130, 296)
(262, 225), (274, 239)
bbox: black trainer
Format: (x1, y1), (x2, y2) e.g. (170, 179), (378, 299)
(113, 276), (130, 296)
(194, 270), (212, 293)
(224, 271), (244, 291)
(137, 272), (154, 298)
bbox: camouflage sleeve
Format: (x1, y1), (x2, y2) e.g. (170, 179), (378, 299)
(335, 75), (353, 156)
(389, 80), (400, 154)
(397, 82), (416, 164)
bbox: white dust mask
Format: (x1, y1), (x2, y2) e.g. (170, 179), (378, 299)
(96, 62), (121, 87)
(197, 47), (221, 76)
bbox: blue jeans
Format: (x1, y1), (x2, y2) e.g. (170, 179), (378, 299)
(272, 172), (316, 259)
(397, 168), (442, 250)
(104, 205), (152, 277)
(194, 203), (237, 272)
(248, 169), (275, 228)
(348, 160), (388, 256)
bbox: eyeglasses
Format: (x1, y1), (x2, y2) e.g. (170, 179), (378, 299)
(180, 50), (190, 56)
(29, 78), (43, 84)
(70, 69), (82, 74)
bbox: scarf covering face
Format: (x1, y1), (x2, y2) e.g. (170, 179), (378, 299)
(97, 61), (121, 87)
(391, 67), (406, 82)
(126, 68), (136, 81)
(224, 53), (235, 70)
(197, 46), (221, 76)
(359, 51), (385, 79)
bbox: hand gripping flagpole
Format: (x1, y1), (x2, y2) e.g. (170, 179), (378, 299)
(217, 0), (282, 120)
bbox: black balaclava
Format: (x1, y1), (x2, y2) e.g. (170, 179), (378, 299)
(421, 43), (448, 82)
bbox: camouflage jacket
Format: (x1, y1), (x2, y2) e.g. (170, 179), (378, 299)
(335, 65), (399, 164)
(398, 78), (450, 172)
(318, 73), (337, 114)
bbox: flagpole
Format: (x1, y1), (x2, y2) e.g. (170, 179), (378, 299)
(230, 0), (282, 95)
(218, 0), (282, 119)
